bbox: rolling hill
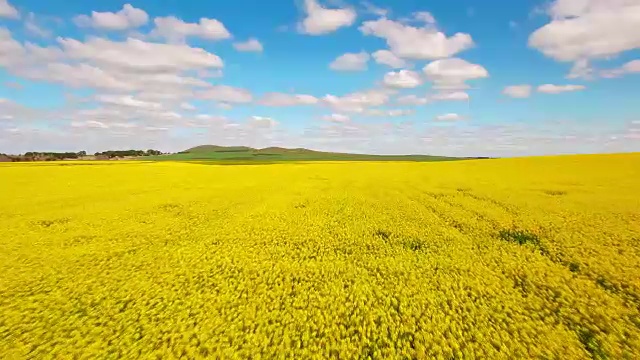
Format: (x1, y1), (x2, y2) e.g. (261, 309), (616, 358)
(145, 145), (480, 163)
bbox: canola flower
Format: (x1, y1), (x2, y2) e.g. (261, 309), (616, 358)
(1, 153), (640, 359)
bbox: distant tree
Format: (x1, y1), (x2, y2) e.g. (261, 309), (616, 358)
(11, 149), (163, 161)
(92, 149), (159, 158)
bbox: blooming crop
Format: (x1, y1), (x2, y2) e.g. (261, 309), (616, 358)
(1, 153), (639, 358)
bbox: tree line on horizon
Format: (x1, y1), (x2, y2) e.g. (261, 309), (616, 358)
(0, 149), (163, 162)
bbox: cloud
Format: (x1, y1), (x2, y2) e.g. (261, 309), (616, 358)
(25, 13), (51, 38)
(185, 114), (227, 128)
(361, 1), (388, 17)
(502, 85), (532, 98)
(329, 51), (369, 71)
(74, 4), (148, 30)
(0, 0), (18, 19)
(31, 63), (135, 91)
(197, 85), (253, 103)
(322, 113), (351, 123)
(435, 113), (464, 121)
(431, 91), (469, 101)
(259, 93), (318, 106)
(537, 84), (586, 94)
(372, 49), (408, 68)
(180, 102), (196, 110)
(383, 70), (422, 88)
(151, 16), (231, 43)
(71, 120), (109, 129)
(396, 94), (428, 105)
(194, 114), (226, 121)
(58, 37), (224, 72)
(359, 17), (474, 60)
(47, 92), (191, 139)
(388, 109), (413, 116)
(413, 11), (436, 24)
(0, 33), (222, 97)
(623, 120), (640, 139)
(249, 116), (278, 128)
(623, 60), (640, 73)
(0, 27), (21, 67)
(423, 58), (489, 89)
(566, 59), (594, 80)
(95, 94), (162, 110)
(300, 0), (356, 35)
(323, 89), (390, 113)
(599, 59), (640, 78)
(233, 38), (263, 52)
(70, 120), (142, 130)
(529, 0), (640, 66)
(365, 108), (413, 117)
(0, 29), (227, 114)
(0, 98), (40, 121)
(1, 29), (62, 69)
(143, 126), (170, 132)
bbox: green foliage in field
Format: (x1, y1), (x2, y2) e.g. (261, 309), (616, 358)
(1, 153), (640, 358)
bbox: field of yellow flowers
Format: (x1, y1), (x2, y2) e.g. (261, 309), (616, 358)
(1, 153), (640, 359)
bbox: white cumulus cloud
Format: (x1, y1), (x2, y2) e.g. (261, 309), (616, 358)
(413, 11), (436, 24)
(423, 58), (489, 90)
(1, 29), (222, 101)
(435, 113), (464, 121)
(623, 59), (640, 73)
(529, 0), (640, 74)
(71, 120), (109, 129)
(300, 0), (356, 35)
(372, 50), (408, 68)
(503, 85), (532, 98)
(360, 17), (474, 60)
(323, 90), (390, 113)
(431, 91), (469, 101)
(180, 102), (196, 110)
(322, 113), (351, 123)
(95, 94), (162, 110)
(259, 93), (318, 106)
(0, 0), (18, 19)
(233, 38), (263, 52)
(58, 36), (224, 72)
(197, 85), (253, 103)
(329, 51), (370, 71)
(383, 70), (422, 88)
(365, 108), (413, 117)
(249, 116), (278, 128)
(74, 4), (148, 30)
(151, 16), (231, 43)
(25, 13), (51, 38)
(396, 94), (428, 105)
(537, 84), (586, 94)
(599, 59), (640, 78)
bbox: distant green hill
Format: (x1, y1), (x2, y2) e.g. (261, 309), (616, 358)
(145, 145), (480, 163)
(182, 145), (255, 153)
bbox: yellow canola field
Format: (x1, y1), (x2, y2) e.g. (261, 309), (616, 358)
(1, 153), (640, 359)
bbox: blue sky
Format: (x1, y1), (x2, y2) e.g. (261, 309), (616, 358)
(1, 0), (639, 156)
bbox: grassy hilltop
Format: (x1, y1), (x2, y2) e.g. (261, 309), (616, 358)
(145, 144), (474, 163)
